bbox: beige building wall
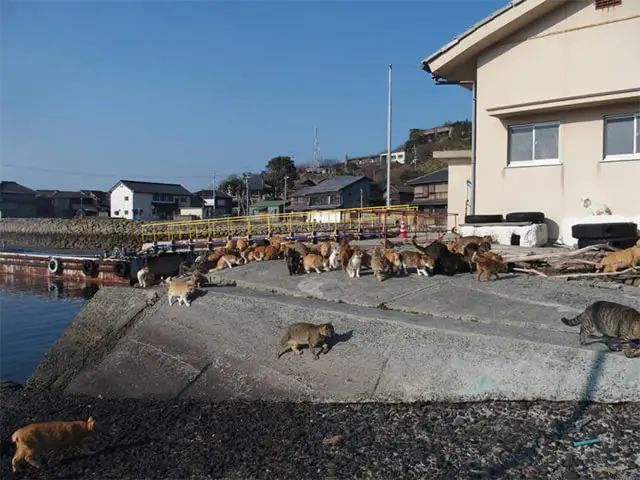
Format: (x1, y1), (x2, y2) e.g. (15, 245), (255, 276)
(433, 151), (472, 231)
(473, 0), (640, 240)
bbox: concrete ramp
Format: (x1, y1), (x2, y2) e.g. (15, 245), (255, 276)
(28, 282), (640, 403)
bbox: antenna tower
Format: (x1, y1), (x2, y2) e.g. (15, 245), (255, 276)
(312, 127), (320, 169)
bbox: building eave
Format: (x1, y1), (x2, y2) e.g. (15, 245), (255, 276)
(421, 0), (566, 81)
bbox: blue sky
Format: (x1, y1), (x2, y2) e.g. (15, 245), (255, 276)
(1, 0), (504, 192)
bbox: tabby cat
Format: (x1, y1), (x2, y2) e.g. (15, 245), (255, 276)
(561, 300), (640, 357)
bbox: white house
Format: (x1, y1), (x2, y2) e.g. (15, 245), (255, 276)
(109, 180), (194, 221)
(379, 147), (406, 165)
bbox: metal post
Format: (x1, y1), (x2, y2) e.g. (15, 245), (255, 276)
(360, 188), (363, 209)
(470, 82), (477, 215)
(386, 64), (393, 207)
(284, 175), (289, 214)
(212, 173), (216, 219)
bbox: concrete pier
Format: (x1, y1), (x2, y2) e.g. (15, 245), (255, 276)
(28, 260), (640, 403)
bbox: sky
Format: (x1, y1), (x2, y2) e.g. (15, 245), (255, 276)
(1, 0), (504, 192)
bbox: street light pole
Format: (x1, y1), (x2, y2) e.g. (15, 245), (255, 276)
(386, 63), (393, 208)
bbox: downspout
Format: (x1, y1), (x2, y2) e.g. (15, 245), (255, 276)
(421, 65), (477, 216)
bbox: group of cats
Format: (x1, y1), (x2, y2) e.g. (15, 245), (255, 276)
(10, 240), (640, 473)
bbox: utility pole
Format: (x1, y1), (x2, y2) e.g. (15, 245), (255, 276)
(284, 175), (289, 214)
(244, 173), (250, 216)
(360, 188), (363, 209)
(386, 64), (393, 207)
(211, 173), (216, 219)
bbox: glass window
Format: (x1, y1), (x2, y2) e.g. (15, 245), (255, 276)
(604, 114), (638, 159)
(508, 123), (559, 164)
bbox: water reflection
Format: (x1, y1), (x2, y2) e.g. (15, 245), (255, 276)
(0, 274), (101, 300)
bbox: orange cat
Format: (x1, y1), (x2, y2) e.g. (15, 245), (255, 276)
(236, 238), (249, 252)
(319, 241), (332, 258)
(472, 251), (503, 282)
(225, 239), (235, 250)
(11, 417), (98, 472)
(166, 277), (196, 306)
(207, 249), (225, 263)
(383, 249), (402, 273)
(303, 253), (330, 273)
(214, 253), (242, 271)
(595, 246), (640, 273)
(264, 245), (280, 261)
(399, 251), (432, 276)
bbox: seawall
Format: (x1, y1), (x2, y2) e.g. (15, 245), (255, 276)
(27, 265), (640, 403)
(0, 218), (143, 251)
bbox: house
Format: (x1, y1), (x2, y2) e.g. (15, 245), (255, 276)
(406, 168), (449, 224)
(250, 199), (287, 216)
(421, 0), (640, 239)
(194, 190), (233, 218)
(344, 153), (379, 168)
(290, 176), (373, 211)
(109, 180), (194, 221)
(0, 181), (37, 218)
(379, 146), (407, 165)
(381, 184), (415, 205)
(35, 190), (108, 218)
(292, 179), (316, 191)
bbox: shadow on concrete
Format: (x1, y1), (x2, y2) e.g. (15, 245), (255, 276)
(190, 289), (209, 301)
(327, 330), (354, 353)
(484, 348), (610, 476)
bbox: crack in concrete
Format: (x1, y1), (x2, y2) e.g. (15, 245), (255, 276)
(370, 328), (401, 398)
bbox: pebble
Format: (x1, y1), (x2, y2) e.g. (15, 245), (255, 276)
(1, 390), (638, 479)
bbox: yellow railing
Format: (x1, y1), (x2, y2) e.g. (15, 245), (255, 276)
(140, 204), (421, 243)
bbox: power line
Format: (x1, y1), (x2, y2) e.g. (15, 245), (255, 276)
(1, 163), (216, 180)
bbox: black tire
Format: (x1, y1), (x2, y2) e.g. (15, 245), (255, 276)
(82, 260), (96, 277)
(505, 212), (545, 224)
(464, 214), (504, 224)
(114, 261), (129, 278)
(47, 258), (61, 274)
(577, 236), (639, 249)
(572, 222), (638, 240)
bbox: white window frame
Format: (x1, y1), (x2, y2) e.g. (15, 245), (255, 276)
(602, 113), (640, 162)
(507, 121), (561, 168)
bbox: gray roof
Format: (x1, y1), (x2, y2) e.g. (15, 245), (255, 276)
(293, 176), (368, 197)
(195, 189), (233, 199)
(111, 180), (193, 196)
(405, 168), (448, 186)
(1, 181), (36, 195)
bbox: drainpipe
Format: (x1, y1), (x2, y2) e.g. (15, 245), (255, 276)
(421, 66), (477, 216)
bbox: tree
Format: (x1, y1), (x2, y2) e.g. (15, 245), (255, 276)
(219, 175), (242, 196)
(263, 156), (297, 198)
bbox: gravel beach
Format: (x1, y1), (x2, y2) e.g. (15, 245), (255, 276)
(1, 386), (638, 479)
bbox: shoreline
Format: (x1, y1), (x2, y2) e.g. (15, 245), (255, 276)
(1, 384), (639, 479)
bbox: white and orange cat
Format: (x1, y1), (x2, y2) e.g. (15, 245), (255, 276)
(11, 417), (99, 472)
(214, 253), (243, 271)
(166, 277), (196, 306)
(136, 266), (154, 288)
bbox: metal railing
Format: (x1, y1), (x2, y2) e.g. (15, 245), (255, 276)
(140, 204), (433, 243)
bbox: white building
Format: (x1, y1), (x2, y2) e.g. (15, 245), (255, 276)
(109, 180), (194, 221)
(379, 147), (406, 165)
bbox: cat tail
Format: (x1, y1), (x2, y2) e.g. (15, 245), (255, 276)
(561, 313), (584, 327)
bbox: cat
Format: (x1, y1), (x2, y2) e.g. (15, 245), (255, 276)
(329, 245), (341, 270)
(248, 246), (267, 262)
(371, 248), (393, 282)
(561, 300), (640, 357)
(472, 250), (503, 281)
(213, 253), (242, 271)
(236, 238), (249, 252)
(383, 249), (402, 275)
(136, 266), (154, 288)
(340, 245), (354, 272)
(225, 239), (235, 250)
(294, 242), (310, 256)
(268, 236), (284, 249)
(411, 236), (451, 261)
(399, 251), (432, 276)
(451, 227), (493, 248)
(166, 277), (196, 306)
(303, 253), (330, 273)
(207, 249), (226, 264)
(595, 246), (640, 273)
(285, 247), (302, 275)
(346, 248), (364, 278)
(319, 241), (332, 259)
(263, 245), (280, 261)
(11, 417), (98, 472)
(277, 322), (335, 360)
(191, 269), (204, 288)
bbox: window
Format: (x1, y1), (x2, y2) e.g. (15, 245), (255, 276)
(603, 114), (639, 161)
(595, 0), (621, 10)
(124, 196), (129, 201)
(508, 122), (559, 166)
(124, 210), (129, 215)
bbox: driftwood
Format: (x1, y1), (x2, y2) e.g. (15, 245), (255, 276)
(503, 244), (615, 264)
(514, 266), (638, 280)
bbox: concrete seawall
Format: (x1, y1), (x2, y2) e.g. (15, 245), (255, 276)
(28, 265), (640, 402)
(0, 218), (143, 251)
